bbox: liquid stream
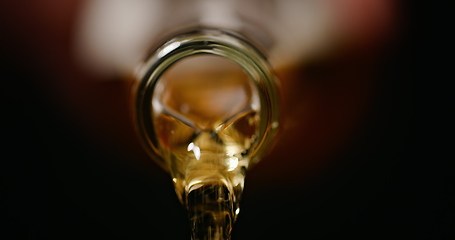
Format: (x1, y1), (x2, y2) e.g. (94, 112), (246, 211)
(156, 108), (257, 240)
(152, 55), (260, 240)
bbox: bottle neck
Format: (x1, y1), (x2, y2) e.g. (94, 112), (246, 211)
(134, 28), (280, 167)
(133, 28), (280, 240)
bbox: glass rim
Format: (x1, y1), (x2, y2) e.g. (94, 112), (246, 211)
(133, 28), (280, 170)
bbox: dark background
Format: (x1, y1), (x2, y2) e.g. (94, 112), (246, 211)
(1, 1), (452, 239)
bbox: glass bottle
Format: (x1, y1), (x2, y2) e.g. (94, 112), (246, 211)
(74, 0), (396, 239)
(74, 0), (334, 79)
(133, 28), (279, 239)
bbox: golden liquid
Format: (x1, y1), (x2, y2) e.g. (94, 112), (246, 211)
(151, 55), (261, 239)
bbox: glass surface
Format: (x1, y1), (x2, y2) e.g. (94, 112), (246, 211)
(133, 29), (279, 239)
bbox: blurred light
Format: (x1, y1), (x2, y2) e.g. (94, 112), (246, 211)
(74, 0), (164, 77)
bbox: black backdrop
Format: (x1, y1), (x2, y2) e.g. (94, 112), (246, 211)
(1, 1), (452, 239)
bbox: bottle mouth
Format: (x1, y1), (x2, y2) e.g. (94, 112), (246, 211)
(133, 28), (280, 169)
